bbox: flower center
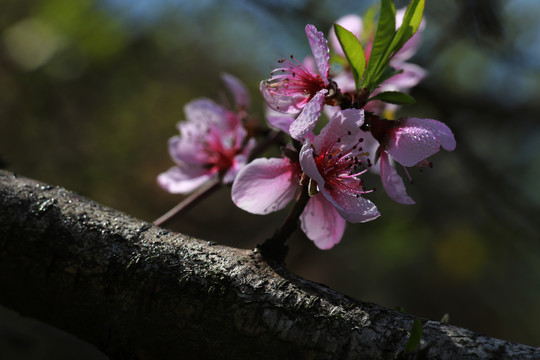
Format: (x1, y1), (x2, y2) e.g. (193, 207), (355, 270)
(265, 56), (326, 98)
(314, 137), (371, 197)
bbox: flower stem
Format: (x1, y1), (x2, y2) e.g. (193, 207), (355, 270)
(153, 177), (221, 227)
(258, 183), (310, 262)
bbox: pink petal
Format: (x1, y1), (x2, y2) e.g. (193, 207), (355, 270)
(267, 114), (315, 141)
(314, 108), (365, 154)
(222, 146), (251, 184)
(305, 24), (330, 85)
(332, 71), (356, 94)
(302, 56), (317, 74)
(329, 14), (363, 58)
(223, 137), (256, 184)
(231, 157), (300, 215)
(386, 118), (456, 167)
(168, 133), (206, 165)
(299, 139), (325, 188)
(360, 131), (380, 173)
(267, 114), (294, 134)
(300, 195), (346, 250)
(323, 104), (340, 120)
(259, 80), (308, 115)
(411, 118), (457, 152)
(184, 99), (230, 130)
(385, 62), (427, 90)
(379, 151), (415, 204)
(289, 89), (327, 141)
(322, 188), (380, 223)
(221, 72), (250, 110)
(157, 166), (215, 194)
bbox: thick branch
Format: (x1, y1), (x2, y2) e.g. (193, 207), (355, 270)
(0, 170), (538, 360)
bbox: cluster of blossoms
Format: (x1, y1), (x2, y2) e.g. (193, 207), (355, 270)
(158, 1), (456, 252)
(158, 74), (255, 194)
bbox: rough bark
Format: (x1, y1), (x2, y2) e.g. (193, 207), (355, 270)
(0, 170), (538, 360)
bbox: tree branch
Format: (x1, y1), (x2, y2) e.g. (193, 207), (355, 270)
(0, 170), (538, 359)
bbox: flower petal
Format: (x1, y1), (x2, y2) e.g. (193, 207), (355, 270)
(184, 98), (233, 130)
(299, 139), (325, 189)
(314, 108), (365, 154)
(386, 118), (456, 167)
(289, 89), (327, 141)
(168, 133), (206, 165)
(221, 72), (250, 110)
(305, 24), (330, 85)
(385, 62), (427, 91)
(300, 195), (346, 250)
(232, 157), (300, 215)
(322, 188), (380, 223)
(157, 166), (215, 194)
(259, 80), (308, 115)
(267, 114), (294, 134)
(380, 151), (415, 204)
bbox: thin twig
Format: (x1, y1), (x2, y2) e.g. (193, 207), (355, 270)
(258, 183), (310, 262)
(153, 177), (221, 227)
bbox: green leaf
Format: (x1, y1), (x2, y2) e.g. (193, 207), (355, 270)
(389, 0), (425, 56)
(329, 53), (348, 67)
(405, 318), (423, 352)
(361, 3), (378, 44)
(334, 24), (366, 90)
(369, 91), (416, 105)
(362, 0), (396, 91)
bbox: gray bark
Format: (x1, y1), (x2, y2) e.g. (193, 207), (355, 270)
(0, 169), (538, 359)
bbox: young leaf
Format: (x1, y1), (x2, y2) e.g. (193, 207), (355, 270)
(361, 3), (378, 44)
(362, 0), (396, 91)
(369, 91), (415, 105)
(405, 318), (423, 352)
(389, 0), (425, 57)
(334, 24), (366, 90)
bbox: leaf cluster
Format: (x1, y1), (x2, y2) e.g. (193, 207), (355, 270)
(334, 0), (424, 106)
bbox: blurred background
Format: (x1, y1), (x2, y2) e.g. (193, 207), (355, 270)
(1, 0), (539, 358)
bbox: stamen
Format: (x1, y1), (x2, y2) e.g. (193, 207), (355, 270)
(402, 165), (413, 184)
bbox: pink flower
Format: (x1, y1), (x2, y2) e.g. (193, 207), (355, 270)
(158, 98), (255, 194)
(299, 109), (380, 235)
(261, 24), (331, 140)
(221, 72), (250, 111)
(232, 109), (380, 249)
(371, 117), (456, 204)
(231, 156), (349, 249)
